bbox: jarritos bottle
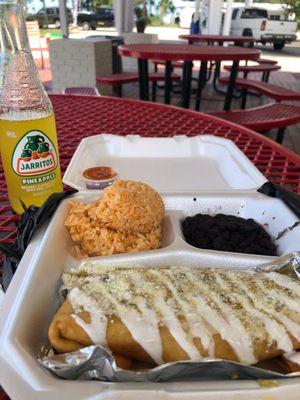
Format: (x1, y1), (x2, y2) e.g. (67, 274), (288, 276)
(0, 0), (63, 214)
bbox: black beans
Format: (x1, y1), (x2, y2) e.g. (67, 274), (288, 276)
(182, 213), (277, 256)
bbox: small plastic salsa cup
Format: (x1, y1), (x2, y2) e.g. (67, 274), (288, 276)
(81, 166), (119, 189)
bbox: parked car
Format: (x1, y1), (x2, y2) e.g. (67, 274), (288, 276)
(28, 7), (73, 28)
(77, 8), (114, 30)
(230, 7), (297, 50)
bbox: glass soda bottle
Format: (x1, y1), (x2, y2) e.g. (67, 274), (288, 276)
(0, 0), (63, 214)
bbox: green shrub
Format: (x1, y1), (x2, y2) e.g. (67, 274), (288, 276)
(149, 15), (163, 26)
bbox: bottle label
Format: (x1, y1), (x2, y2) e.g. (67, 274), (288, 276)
(0, 114), (63, 214)
(12, 129), (58, 178)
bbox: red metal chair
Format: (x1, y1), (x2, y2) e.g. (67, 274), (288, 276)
(223, 63), (281, 82)
(63, 87), (101, 96)
(219, 77), (300, 108)
(209, 103), (300, 144)
(96, 71), (181, 101)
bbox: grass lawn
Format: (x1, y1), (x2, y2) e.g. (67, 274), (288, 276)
(41, 26), (82, 38)
(40, 28), (62, 36)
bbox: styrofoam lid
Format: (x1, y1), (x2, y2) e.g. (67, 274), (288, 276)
(63, 134), (267, 193)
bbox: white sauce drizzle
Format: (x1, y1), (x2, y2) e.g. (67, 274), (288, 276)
(154, 293), (200, 360)
(69, 288), (108, 345)
(125, 271), (164, 363)
(159, 269), (214, 356)
(268, 291), (300, 313)
(185, 294), (225, 357)
(267, 273), (300, 296)
(243, 276), (300, 342)
(187, 271), (257, 364)
(94, 272), (165, 365)
(217, 273), (293, 353)
(166, 271), (215, 357)
(121, 297), (164, 364)
(65, 266), (300, 366)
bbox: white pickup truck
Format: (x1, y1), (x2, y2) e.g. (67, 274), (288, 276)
(230, 7), (297, 50)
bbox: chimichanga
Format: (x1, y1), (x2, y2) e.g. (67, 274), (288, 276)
(49, 265), (300, 366)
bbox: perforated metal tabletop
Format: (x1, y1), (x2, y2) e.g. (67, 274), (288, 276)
(118, 43), (260, 62)
(1, 94), (300, 253)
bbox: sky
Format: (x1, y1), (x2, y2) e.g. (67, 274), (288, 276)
(26, 0), (199, 15)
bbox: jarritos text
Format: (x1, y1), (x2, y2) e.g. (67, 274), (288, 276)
(12, 130), (58, 176)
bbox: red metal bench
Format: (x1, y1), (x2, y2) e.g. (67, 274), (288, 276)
(151, 59), (185, 69)
(223, 63), (281, 82)
(219, 76), (300, 108)
(209, 103), (300, 144)
(96, 71), (181, 100)
(257, 58), (278, 65)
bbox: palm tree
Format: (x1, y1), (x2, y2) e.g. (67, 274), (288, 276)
(142, 0), (147, 19)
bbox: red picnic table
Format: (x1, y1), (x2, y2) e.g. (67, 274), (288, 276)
(0, 95), (299, 246)
(1, 94), (300, 244)
(180, 34), (256, 46)
(0, 93), (299, 252)
(179, 35), (260, 98)
(118, 43), (260, 111)
(1, 94), (300, 399)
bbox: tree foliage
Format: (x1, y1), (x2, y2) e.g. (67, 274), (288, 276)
(282, 0), (300, 17)
(254, 0), (300, 17)
(134, 0), (148, 19)
(93, 0), (113, 7)
(158, 0), (175, 14)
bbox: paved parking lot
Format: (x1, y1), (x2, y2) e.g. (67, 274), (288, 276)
(256, 42), (300, 73)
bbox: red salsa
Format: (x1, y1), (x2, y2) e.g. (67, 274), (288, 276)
(83, 167), (117, 181)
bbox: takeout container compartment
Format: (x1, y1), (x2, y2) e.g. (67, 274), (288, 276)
(171, 193), (300, 258)
(52, 192), (299, 263)
(63, 134), (267, 193)
(1, 209), (300, 399)
(63, 195), (177, 259)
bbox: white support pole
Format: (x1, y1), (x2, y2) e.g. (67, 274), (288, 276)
(124, 0), (134, 33)
(200, 0), (209, 33)
(113, 0), (123, 35)
(194, 0), (201, 23)
(222, 0), (233, 36)
(58, 0), (69, 38)
(207, 0), (223, 34)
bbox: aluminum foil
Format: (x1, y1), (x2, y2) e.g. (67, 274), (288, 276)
(38, 252), (300, 382)
(39, 344), (300, 382)
(255, 251), (300, 279)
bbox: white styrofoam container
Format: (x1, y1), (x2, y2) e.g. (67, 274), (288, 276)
(63, 134), (267, 193)
(1, 135), (300, 399)
(1, 191), (300, 400)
